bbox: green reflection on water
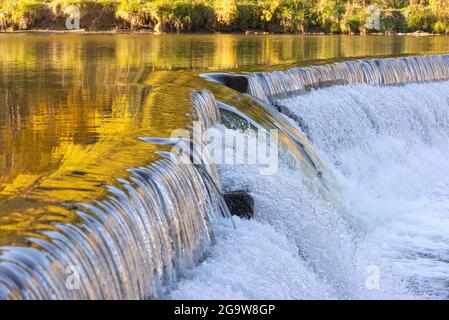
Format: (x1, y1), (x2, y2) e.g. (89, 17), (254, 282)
(0, 33), (448, 246)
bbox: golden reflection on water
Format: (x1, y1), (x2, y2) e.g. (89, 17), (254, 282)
(0, 34), (448, 246)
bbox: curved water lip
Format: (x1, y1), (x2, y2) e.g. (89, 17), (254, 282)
(202, 72), (327, 179)
(217, 101), (264, 131)
(0, 89), (230, 300)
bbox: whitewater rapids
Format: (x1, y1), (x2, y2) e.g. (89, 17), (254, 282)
(169, 81), (449, 300)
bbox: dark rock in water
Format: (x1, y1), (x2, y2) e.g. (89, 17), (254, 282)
(224, 190), (254, 219)
(224, 75), (249, 94)
(204, 73), (249, 93)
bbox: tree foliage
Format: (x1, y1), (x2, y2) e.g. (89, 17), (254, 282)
(1, 0), (448, 33)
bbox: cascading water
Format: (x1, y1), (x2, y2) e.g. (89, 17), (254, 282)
(275, 81), (449, 298)
(0, 90), (228, 300)
(247, 54), (449, 104)
(170, 54), (449, 299)
(3, 52), (449, 300)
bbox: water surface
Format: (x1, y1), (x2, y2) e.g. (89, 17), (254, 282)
(0, 33), (448, 279)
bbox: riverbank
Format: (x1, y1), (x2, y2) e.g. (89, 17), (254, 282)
(0, 26), (443, 36)
(1, 1), (448, 35)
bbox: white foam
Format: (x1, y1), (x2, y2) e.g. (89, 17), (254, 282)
(169, 129), (402, 299)
(169, 81), (449, 300)
(279, 81), (449, 299)
(168, 218), (335, 300)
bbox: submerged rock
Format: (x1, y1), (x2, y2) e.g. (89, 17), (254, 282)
(224, 190), (254, 219)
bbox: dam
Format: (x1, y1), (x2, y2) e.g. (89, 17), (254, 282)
(1, 34), (449, 299)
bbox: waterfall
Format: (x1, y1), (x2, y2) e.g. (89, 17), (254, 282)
(247, 54), (449, 103)
(170, 54), (449, 299)
(3, 52), (449, 300)
(0, 90), (228, 300)
(191, 90), (221, 132)
(273, 80), (449, 298)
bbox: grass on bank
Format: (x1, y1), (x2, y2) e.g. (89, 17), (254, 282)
(0, 0), (448, 34)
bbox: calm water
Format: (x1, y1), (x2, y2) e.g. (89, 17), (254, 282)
(1, 33), (448, 248)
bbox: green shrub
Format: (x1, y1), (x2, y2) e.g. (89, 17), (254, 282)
(433, 20), (449, 34)
(340, 2), (364, 34)
(237, 4), (263, 30)
(405, 4), (434, 32)
(381, 8), (407, 32)
(0, 0), (45, 29)
(115, 0), (148, 29)
(277, 0), (313, 33)
(212, 0), (238, 30)
(429, 0), (449, 33)
(314, 0), (346, 33)
(1, 0), (449, 34)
